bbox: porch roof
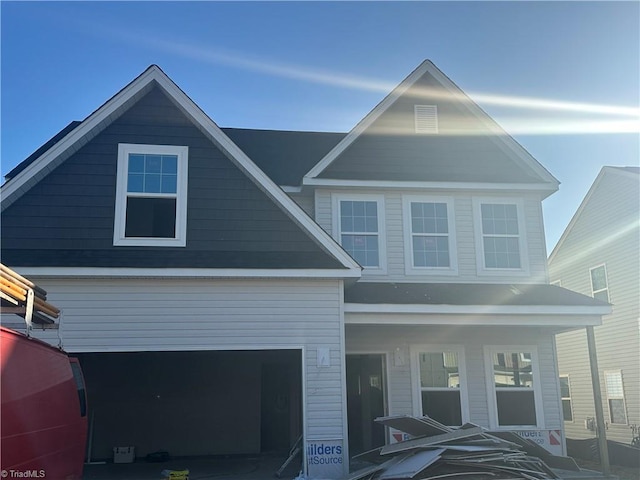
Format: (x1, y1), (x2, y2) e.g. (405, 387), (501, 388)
(345, 282), (609, 308)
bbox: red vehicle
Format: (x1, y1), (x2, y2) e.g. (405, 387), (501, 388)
(1, 264), (88, 480)
(1, 327), (88, 480)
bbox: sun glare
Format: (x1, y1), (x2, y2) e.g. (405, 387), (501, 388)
(99, 25), (639, 136)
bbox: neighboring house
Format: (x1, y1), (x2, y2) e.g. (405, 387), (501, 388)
(548, 166), (640, 445)
(0, 61), (609, 478)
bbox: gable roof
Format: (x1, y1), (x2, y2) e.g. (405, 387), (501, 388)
(0, 65), (361, 275)
(548, 166), (640, 262)
(303, 60), (559, 195)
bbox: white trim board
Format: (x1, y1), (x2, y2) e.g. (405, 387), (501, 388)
(344, 303), (611, 316)
(302, 178), (556, 193)
(11, 266), (361, 279)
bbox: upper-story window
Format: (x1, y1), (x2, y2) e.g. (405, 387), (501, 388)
(590, 265), (610, 302)
(332, 195), (386, 272)
(403, 196), (457, 275)
(114, 144), (188, 247)
(473, 198), (529, 275)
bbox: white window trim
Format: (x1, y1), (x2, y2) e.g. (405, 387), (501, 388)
(589, 264), (610, 302)
(604, 370), (627, 425)
(402, 195), (458, 275)
(410, 344), (469, 425)
(559, 374), (574, 423)
(331, 193), (387, 274)
(114, 143), (189, 247)
(473, 197), (530, 276)
(483, 345), (544, 429)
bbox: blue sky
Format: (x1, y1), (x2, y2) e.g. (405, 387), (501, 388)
(2, 1), (638, 252)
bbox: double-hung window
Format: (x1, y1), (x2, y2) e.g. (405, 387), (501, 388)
(333, 195), (385, 271)
(414, 347), (467, 426)
(605, 370), (627, 425)
(485, 347), (542, 428)
(114, 144), (188, 246)
(403, 196), (457, 274)
(590, 265), (610, 302)
(474, 198), (528, 274)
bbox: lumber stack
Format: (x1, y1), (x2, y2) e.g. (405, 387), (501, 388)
(346, 415), (583, 480)
(0, 263), (60, 327)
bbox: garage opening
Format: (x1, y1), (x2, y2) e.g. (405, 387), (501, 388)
(76, 349), (302, 461)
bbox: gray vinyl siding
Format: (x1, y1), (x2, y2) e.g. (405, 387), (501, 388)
(315, 188), (548, 283)
(0, 86), (340, 269)
(15, 277), (347, 443)
(549, 168), (640, 443)
(345, 324), (563, 432)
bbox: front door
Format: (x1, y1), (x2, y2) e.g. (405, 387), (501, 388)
(346, 354), (386, 456)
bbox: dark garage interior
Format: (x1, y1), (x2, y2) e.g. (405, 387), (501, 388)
(77, 349), (302, 462)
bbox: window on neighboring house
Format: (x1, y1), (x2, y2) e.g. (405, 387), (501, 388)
(114, 144), (188, 247)
(403, 197), (457, 274)
(486, 348), (541, 427)
(416, 349), (466, 426)
(590, 265), (610, 302)
(414, 105), (438, 134)
(334, 196), (385, 270)
(559, 375), (573, 421)
(605, 370), (627, 425)
(474, 199), (528, 273)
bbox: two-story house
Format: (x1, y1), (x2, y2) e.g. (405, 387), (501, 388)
(0, 61), (609, 478)
(548, 166), (639, 447)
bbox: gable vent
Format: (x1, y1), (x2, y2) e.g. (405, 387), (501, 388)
(414, 105), (438, 134)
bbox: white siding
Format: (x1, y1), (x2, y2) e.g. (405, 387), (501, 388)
(549, 168), (640, 443)
(15, 277), (347, 443)
(316, 188), (549, 283)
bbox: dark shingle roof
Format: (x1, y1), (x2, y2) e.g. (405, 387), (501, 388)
(222, 128), (345, 185)
(345, 282), (609, 307)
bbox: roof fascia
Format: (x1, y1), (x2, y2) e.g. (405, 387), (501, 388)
(149, 69), (361, 272)
(548, 167), (608, 262)
(423, 63), (559, 186)
(1, 66), (159, 210)
(345, 312), (603, 328)
(304, 61), (431, 179)
(0, 65), (361, 273)
(344, 302), (611, 316)
(548, 166), (640, 262)
(302, 178), (557, 193)
(12, 266), (360, 279)
(304, 60), (559, 189)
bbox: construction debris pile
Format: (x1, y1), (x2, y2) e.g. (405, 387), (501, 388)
(347, 415), (582, 480)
